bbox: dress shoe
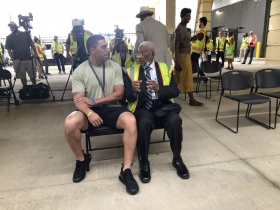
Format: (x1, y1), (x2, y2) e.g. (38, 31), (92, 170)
(119, 165), (139, 195)
(241, 62), (245, 64)
(172, 157), (189, 179)
(248, 62), (251, 65)
(73, 153), (92, 183)
(139, 162), (151, 183)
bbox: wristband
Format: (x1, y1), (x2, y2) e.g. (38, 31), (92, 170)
(87, 111), (94, 117)
(92, 99), (97, 106)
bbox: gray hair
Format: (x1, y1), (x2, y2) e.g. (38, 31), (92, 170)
(139, 41), (155, 52)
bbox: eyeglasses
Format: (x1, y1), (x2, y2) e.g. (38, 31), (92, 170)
(136, 51), (152, 58)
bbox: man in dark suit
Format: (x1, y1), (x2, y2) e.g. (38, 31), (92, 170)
(126, 41), (189, 183)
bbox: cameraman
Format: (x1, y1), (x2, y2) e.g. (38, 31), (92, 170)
(66, 24), (92, 71)
(109, 28), (126, 58)
(6, 21), (36, 86)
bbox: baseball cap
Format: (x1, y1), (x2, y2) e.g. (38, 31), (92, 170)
(8, 21), (17, 27)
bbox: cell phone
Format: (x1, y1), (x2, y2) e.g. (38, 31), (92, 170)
(177, 66), (183, 72)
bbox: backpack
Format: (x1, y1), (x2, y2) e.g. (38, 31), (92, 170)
(19, 82), (50, 99)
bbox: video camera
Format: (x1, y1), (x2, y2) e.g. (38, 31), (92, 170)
(72, 19), (85, 47)
(114, 25), (124, 42)
(18, 13), (33, 31)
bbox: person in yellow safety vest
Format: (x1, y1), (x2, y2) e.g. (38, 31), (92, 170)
(111, 40), (131, 106)
(52, 36), (66, 74)
(238, 33), (248, 62)
(215, 31), (226, 68)
(242, 31), (258, 64)
(127, 37), (133, 55)
(66, 26), (92, 71)
(40, 40), (50, 74)
(206, 35), (214, 63)
(191, 16), (207, 76)
(225, 31), (235, 70)
(0, 42), (4, 64)
(126, 41), (189, 182)
(33, 36), (45, 79)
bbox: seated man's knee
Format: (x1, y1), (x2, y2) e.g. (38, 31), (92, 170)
(122, 113), (137, 131)
(167, 113), (182, 126)
(137, 118), (154, 130)
(65, 113), (84, 134)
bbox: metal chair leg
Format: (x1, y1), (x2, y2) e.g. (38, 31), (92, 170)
(177, 92), (187, 101)
(246, 101), (271, 130)
(163, 129), (166, 141)
(216, 93), (240, 133)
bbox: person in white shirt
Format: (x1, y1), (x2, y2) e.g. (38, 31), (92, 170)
(242, 31), (258, 65)
(126, 41), (189, 184)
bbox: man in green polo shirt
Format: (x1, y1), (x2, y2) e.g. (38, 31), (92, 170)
(64, 35), (139, 195)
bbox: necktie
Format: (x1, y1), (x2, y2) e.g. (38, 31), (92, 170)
(145, 67), (153, 110)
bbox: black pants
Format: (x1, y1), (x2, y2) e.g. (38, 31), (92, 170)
(216, 51), (224, 67)
(54, 53), (65, 72)
(191, 52), (205, 76)
(43, 55), (49, 73)
(243, 47), (255, 64)
(134, 108), (182, 163)
(207, 54), (211, 63)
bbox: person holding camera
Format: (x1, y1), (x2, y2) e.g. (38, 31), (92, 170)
(109, 28), (126, 59)
(174, 8), (203, 106)
(6, 21), (37, 86)
(51, 36), (65, 74)
(34, 36), (45, 79)
(66, 24), (92, 71)
(64, 35), (139, 195)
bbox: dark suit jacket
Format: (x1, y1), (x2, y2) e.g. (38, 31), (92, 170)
(126, 61), (180, 113)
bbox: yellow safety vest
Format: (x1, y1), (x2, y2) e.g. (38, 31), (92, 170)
(191, 29), (206, 54)
(206, 40), (214, 51)
(52, 41), (63, 54)
(70, 30), (92, 55)
(241, 37), (249, 47)
(0, 42), (3, 54)
(125, 57), (139, 68)
(127, 42), (132, 50)
(126, 63), (174, 113)
(215, 37), (226, 52)
(226, 36), (235, 50)
(41, 44), (46, 55)
(111, 53), (131, 66)
(35, 43), (44, 61)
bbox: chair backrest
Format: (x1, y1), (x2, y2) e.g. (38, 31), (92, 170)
(201, 61), (222, 74)
(0, 70), (12, 86)
(221, 70), (254, 91)
(192, 62), (199, 74)
(0, 70), (12, 80)
(255, 69), (280, 88)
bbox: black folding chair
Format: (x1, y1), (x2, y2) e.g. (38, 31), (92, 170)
(216, 71), (271, 133)
(197, 61), (222, 99)
(0, 70), (19, 112)
(255, 69), (280, 129)
(177, 62), (206, 101)
(84, 124), (168, 166)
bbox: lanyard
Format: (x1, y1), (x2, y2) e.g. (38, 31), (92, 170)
(88, 60), (106, 97)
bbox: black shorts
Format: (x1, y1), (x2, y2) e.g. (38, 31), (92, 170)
(79, 106), (130, 131)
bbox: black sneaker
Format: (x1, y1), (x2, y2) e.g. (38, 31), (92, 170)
(73, 153), (92, 183)
(119, 165), (139, 195)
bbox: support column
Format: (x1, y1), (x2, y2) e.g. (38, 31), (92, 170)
(166, 0), (176, 34)
(195, 0), (213, 31)
(266, 0), (280, 64)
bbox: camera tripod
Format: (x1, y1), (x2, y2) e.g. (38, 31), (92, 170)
(12, 30), (55, 101)
(61, 36), (87, 100)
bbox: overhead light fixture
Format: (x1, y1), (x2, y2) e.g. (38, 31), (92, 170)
(216, 11), (221, 14)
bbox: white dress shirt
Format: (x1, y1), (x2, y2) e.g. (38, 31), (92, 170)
(248, 35), (258, 46)
(144, 60), (158, 100)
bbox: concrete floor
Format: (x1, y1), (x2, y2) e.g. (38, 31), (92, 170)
(1, 59), (280, 210)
